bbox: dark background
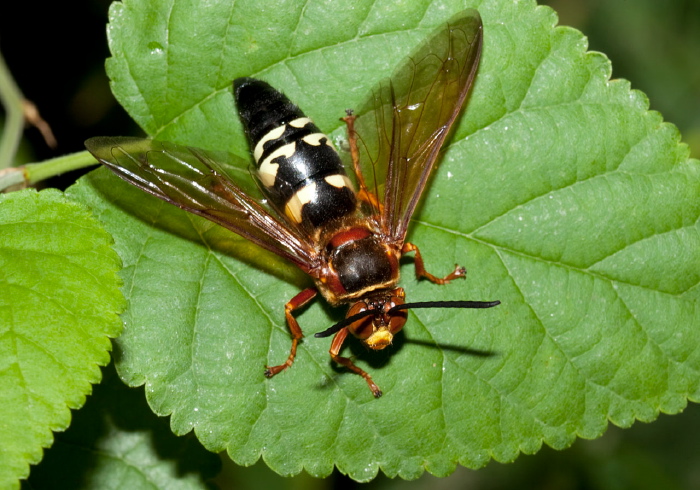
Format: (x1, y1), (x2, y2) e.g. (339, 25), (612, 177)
(3, 0), (699, 488)
(1, 0), (698, 165)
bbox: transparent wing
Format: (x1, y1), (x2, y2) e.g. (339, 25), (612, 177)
(354, 9), (483, 243)
(85, 136), (320, 273)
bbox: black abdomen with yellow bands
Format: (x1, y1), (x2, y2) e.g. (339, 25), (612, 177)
(234, 78), (356, 229)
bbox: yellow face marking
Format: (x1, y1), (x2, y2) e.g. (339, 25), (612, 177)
(324, 174), (354, 190)
(288, 117), (312, 128)
(258, 141), (296, 187)
(253, 124), (286, 162)
(364, 329), (393, 350)
(285, 182), (317, 223)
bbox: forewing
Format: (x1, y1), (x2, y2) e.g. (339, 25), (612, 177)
(85, 136), (319, 272)
(354, 10), (483, 243)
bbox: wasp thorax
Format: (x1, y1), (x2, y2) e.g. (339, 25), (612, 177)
(346, 290), (408, 350)
(330, 234), (397, 293)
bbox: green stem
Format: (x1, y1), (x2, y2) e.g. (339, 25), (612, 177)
(0, 48), (25, 169)
(26, 150), (99, 183)
(0, 151), (99, 191)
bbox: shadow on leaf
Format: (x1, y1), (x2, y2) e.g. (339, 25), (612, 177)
(27, 363), (220, 487)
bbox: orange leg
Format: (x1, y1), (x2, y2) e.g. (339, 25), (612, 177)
(264, 288), (317, 377)
(341, 113), (383, 212)
(329, 327), (383, 398)
(402, 242), (466, 284)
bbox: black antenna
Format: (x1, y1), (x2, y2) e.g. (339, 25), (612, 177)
(314, 300), (500, 338)
(390, 300), (501, 312)
(314, 309), (377, 338)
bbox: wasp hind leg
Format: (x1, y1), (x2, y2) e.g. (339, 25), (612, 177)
(329, 327), (382, 398)
(265, 288), (317, 378)
(341, 112), (383, 212)
(402, 242), (466, 284)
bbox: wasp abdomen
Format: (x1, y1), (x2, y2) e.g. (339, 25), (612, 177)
(234, 78), (356, 228)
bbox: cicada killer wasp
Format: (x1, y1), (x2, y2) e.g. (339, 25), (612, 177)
(86, 9), (499, 398)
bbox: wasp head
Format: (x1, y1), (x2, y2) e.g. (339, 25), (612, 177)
(344, 289), (408, 350)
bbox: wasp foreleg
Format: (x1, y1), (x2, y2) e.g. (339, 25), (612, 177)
(265, 288), (317, 378)
(402, 242), (466, 284)
(329, 327), (382, 398)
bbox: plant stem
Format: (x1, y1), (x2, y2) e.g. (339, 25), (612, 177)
(0, 151), (99, 191)
(0, 49), (25, 169)
(25, 151), (98, 183)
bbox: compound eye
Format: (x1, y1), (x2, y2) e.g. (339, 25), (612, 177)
(387, 295), (407, 334)
(388, 310), (407, 334)
(346, 302), (374, 340)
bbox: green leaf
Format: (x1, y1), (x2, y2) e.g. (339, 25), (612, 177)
(73, 0), (700, 481)
(27, 364), (220, 489)
(0, 189), (124, 489)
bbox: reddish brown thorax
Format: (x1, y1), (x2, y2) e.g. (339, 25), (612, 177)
(315, 224), (401, 305)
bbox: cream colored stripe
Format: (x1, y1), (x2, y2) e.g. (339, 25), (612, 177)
(302, 133), (328, 146)
(258, 141), (296, 187)
(253, 124), (286, 162)
(288, 117), (312, 128)
(285, 182), (317, 223)
(324, 174), (353, 190)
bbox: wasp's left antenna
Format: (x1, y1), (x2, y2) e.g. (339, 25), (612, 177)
(315, 300), (500, 338)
